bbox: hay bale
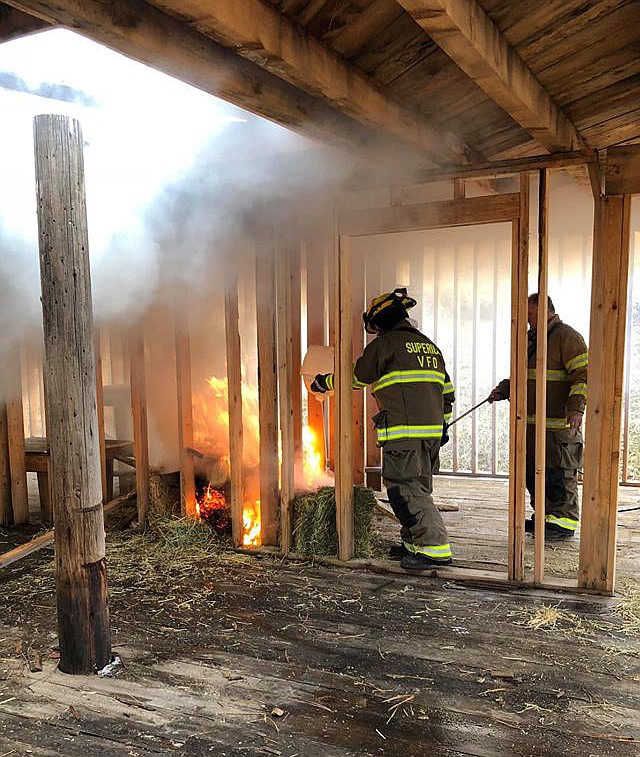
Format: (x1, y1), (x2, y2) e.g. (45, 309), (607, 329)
(293, 485), (376, 558)
(149, 471), (181, 520)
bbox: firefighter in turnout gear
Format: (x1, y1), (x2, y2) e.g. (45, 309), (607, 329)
(311, 288), (455, 569)
(489, 294), (587, 540)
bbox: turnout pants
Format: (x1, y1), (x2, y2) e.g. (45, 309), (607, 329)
(525, 426), (582, 532)
(382, 439), (452, 560)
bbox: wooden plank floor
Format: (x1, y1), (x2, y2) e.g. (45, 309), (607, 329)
(1, 485), (639, 757)
(374, 476), (640, 583)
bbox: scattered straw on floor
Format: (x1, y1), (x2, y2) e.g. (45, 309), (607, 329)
(616, 582), (640, 636)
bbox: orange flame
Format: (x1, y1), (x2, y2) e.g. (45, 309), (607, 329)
(243, 498), (261, 546)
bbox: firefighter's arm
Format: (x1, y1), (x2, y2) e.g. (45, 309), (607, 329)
(443, 371), (455, 425)
(312, 340), (385, 393)
(563, 332), (588, 427)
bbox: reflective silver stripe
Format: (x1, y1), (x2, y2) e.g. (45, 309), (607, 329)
(372, 369), (445, 393)
(527, 415), (569, 429)
(527, 368), (569, 381)
(569, 383), (587, 397)
(566, 353), (588, 371)
(407, 542), (453, 559)
(545, 515), (578, 531)
(377, 424), (443, 441)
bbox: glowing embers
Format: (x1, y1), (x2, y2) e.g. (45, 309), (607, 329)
(195, 483), (231, 534)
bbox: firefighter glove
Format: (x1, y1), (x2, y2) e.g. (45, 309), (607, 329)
(440, 426), (450, 447)
(311, 373), (331, 393)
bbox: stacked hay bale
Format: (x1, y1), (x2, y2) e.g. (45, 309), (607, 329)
(292, 485), (378, 557)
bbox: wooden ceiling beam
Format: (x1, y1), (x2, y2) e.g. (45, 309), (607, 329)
(0, 3), (48, 42)
(2, 0), (418, 162)
(396, 0), (585, 153)
(148, 0), (473, 164)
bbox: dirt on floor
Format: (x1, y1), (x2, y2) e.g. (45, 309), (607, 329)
(0, 512), (639, 757)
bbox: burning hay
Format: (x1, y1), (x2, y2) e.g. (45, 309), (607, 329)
(293, 485), (379, 558)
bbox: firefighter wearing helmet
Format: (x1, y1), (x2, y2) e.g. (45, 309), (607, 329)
(311, 288), (455, 569)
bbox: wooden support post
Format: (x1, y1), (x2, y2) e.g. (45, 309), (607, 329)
(6, 356), (28, 525)
(351, 249), (365, 485)
(335, 235), (354, 561)
(304, 239), (326, 469)
(256, 246), (279, 546)
(277, 246), (295, 554)
(129, 323), (150, 525)
(0, 404), (11, 525)
(327, 216), (337, 471)
(534, 169), (549, 584)
(365, 262), (382, 490)
(290, 244), (303, 482)
(507, 173), (529, 582)
(578, 195), (631, 593)
(34, 114), (110, 674)
(453, 178), (465, 199)
(224, 266), (245, 549)
(95, 332), (108, 503)
(174, 308), (196, 518)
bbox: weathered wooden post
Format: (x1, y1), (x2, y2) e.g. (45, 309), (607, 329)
(33, 114), (111, 674)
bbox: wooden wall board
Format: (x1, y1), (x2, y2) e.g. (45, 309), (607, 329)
(334, 235), (354, 561)
(506, 174), (529, 582)
(578, 195), (631, 593)
(255, 247), (280, 547)
(339, 194), (520, 237)
(174, 309), (196, 519)
(224, 267), (245, 549)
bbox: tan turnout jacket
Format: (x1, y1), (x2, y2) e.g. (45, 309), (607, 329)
(496, 314), (588, 428)
(326, 320), (455, 444)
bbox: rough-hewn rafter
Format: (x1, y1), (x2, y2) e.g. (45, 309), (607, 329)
(4, 0), (471, 166)
(152, 0), (473, 164)
(397, 0), (585, 153)
(0, 3), (48, 42)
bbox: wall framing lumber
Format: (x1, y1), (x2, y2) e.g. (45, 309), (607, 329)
(339, 194), (520, 237)
(578, 194), (631, 593)
(129, 323), (150, 526)
(507, 173), (529, 582)
(0, 404), (11, 525)
(304, 239), (326, 472)
(351, 248), (365, 485)
(224, 266), (245, 550)
(605, 145), (640, 196)
(534, 169), (549, 585)
(396, 0), (583, 152)
(174, 308), (196, 519)
(6, 356), (28, 525)
(3, 0), (455, 165)
(152, 0), (468, 164)
(34, 114), (110, 674)
(406, 150), (597, 185)
(255, 246), (279, 547)
(289, 244), (303, 483)
(276, 246), (295, 555)
(334, 235), (354, 561)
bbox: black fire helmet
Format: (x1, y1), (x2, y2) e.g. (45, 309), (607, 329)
(362, 287), (417, 334)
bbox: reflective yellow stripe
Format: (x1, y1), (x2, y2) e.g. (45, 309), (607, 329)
(372, 369), (445, 393)
(325, 374), (334, 390)
(377, 424), (443, 441)
(527, 416), (569, 429)
(566, 353), (588, 372)
(443, 381), (455, 394)
(569, 383), (587, 397)
(353, 366), (367, 389)
(545, 515), (578, 531)
(527, 368), (570, 381)
(444, 413), (452, 423)
(404, 541), (453, 559)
